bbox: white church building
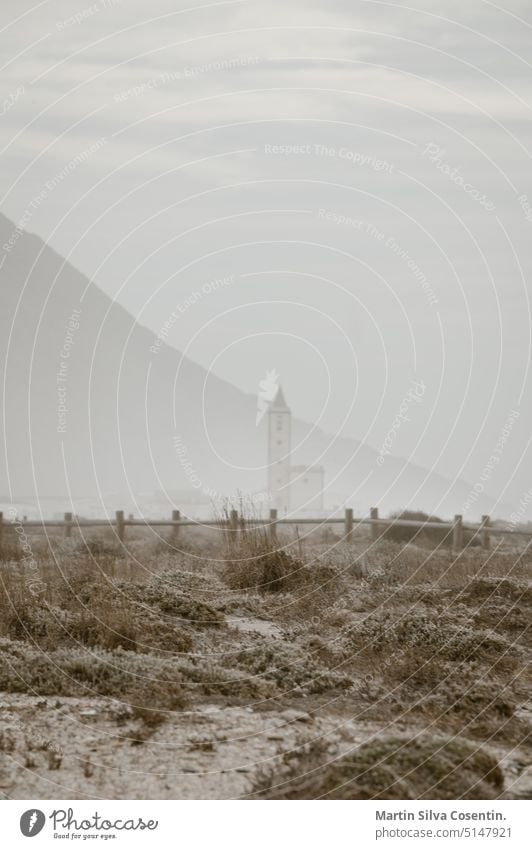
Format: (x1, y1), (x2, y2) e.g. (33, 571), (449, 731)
(267, 386), (324, 515)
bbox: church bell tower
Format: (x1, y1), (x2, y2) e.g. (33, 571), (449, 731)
(267, 386), (291, 514)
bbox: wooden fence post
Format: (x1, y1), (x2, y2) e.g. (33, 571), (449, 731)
(171, 510), (180, 544)
(0, 512), (3, 561)
(115, 510), (125, 544)
(481, 515), (491, 550)
(452, 514), (463, 552)
(64, 512), (72, 539)
(269, 508), (278, 545)
(370, 507), (380, 542)
(345, 508), (354, 542)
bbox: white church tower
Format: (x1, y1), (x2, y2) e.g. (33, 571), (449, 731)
(267, 385), (291, 514)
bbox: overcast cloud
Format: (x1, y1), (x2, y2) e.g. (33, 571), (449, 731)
(1, 0), (531, 512)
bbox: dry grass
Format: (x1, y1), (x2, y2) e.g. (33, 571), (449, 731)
(251, 734), (504, 799)
(1, 526), (532, 797)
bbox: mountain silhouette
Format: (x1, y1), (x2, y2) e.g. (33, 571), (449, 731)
(0, 213), (506, 519)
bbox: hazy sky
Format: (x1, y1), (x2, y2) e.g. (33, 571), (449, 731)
(1, 0), (531, 511)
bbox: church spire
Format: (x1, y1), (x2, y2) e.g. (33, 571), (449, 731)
(269, 384), (290, 413)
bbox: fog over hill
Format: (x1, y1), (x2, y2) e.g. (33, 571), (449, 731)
(0, 213), (513, 519)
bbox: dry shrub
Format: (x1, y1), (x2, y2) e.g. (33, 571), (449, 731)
(151, 533), (218, 560)
(127, 681), (187, 736)
(458, 577), (532, 607)
(0, 585), (44, 641)
(175, 657), (276, 700)
(363, 542), (532, 588)
(0, 557), (227, 651)
(0, 638), (187, 705)
(473, 602), (531, 646)
(65, 600), (193, 654)
(0, 570), (194, 654)
(0, 538), (29, 564)
(383, 510), (487, 549)
(222, 523), (345, 604)
(343, 611), (518, 667)
(75, 537), (126, 560)
(383, 511), (452, 547)
(126, 571), (224, 625)
(315, 526), (341, 544)
(361, 651), (530, 746)
(419, 675), (530, 745)
(0, 635), (281, 705)
(252, 734), (504, 799)
(220, 510), (305, 593)
(452, 578), (532, 648)
(223, 546), (303, 593)
(235, 641), (352, 695)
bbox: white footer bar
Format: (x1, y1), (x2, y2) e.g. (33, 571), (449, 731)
(3, 800), (530, 848)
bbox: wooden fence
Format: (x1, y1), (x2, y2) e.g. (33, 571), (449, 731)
(1, 507), (531, 558)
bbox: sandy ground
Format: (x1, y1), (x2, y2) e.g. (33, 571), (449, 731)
(1, 692), (531, 799)
(0, 693), (385, 799)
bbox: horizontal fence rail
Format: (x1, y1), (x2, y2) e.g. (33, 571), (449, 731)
(1, 508), (531, 559)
